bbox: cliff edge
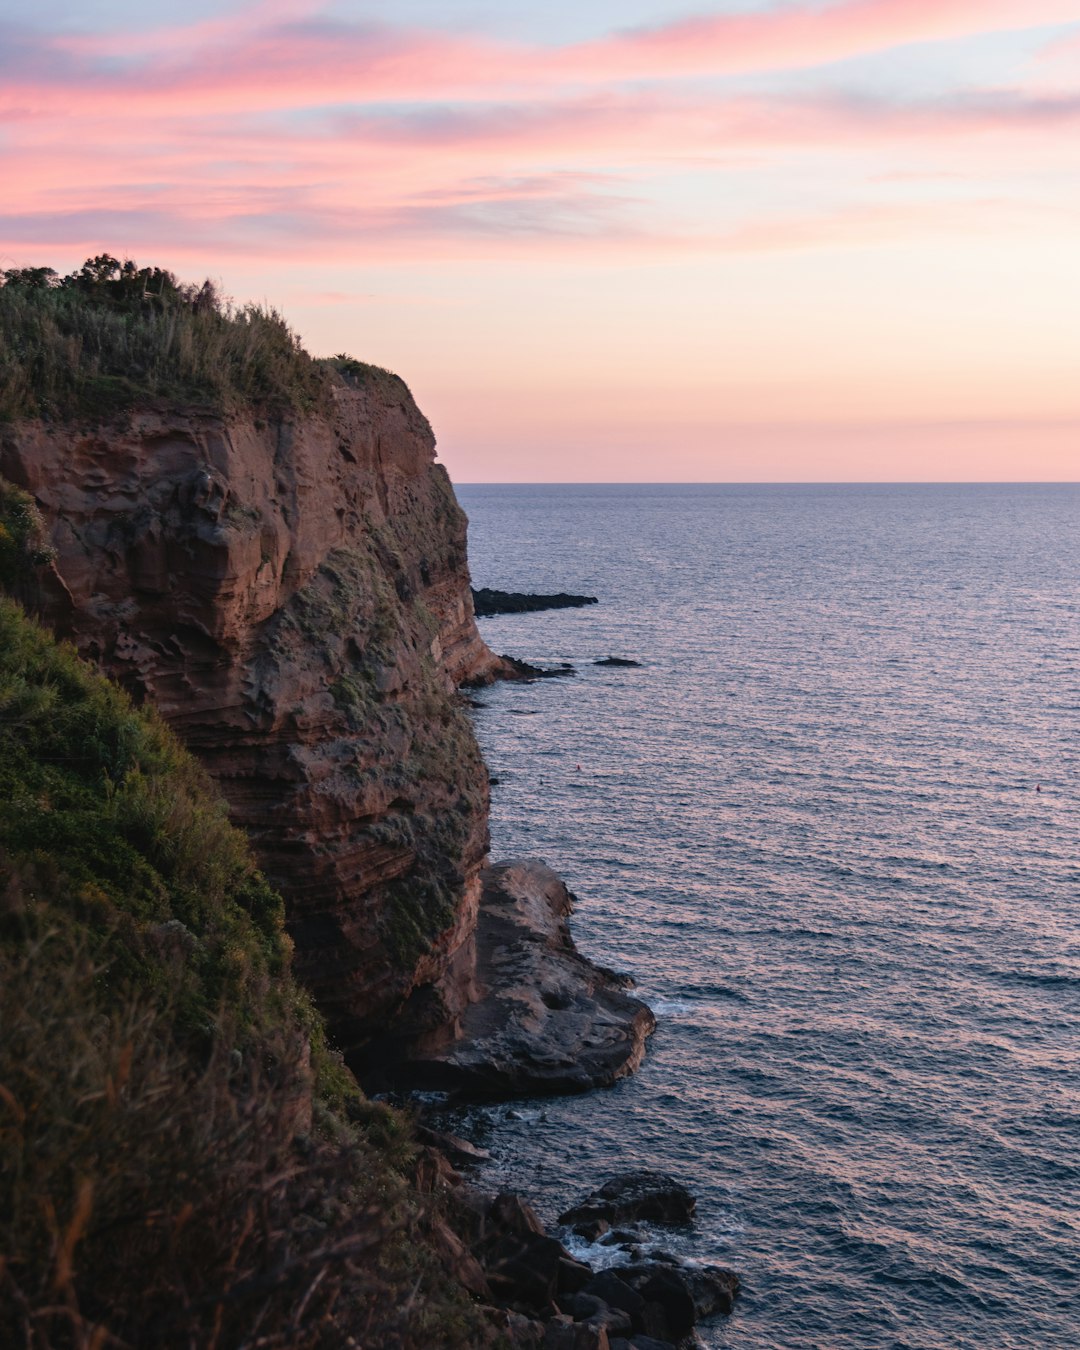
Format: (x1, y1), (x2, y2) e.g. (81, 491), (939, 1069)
(1, 366), (505, 1059)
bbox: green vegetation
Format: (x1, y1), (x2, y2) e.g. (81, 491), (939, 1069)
(0, 480), (53, 590)
(0, 254), (412, 423)
(0, 597), (495, 1348)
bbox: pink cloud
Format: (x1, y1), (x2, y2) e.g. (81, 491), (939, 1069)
(3, 2), (1079, 268)
(2, 0), (1076, 119)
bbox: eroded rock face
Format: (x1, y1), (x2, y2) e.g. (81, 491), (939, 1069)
(366, 859), (657, 1098)
(0, 372), (505, 1049)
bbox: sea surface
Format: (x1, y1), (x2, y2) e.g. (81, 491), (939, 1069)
(449, 483), (1080, 1350)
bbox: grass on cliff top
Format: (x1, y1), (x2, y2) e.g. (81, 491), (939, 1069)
(0, 255), (412, 423)
(0, 592), (499, 1348)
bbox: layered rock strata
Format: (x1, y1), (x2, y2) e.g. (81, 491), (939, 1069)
(0, 370), (507, 1051)
(366, 859), (656, 1098)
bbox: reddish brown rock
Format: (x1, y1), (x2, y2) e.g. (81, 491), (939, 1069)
(367, 860), (657, 1098)
(0, 371), (507, 1052)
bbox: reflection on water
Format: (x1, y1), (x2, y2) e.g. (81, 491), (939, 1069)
(452, 483), (1080, 1350)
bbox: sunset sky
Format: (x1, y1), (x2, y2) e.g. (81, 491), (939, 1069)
(3, 0), (1079, 481)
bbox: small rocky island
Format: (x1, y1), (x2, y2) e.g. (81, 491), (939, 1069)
(472, 587), (599, 616)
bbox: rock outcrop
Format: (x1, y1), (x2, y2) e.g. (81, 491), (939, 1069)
(413, 1146), (740, 1348)
(0, 369), (507, 1056)
(472, 588), (598, 617)
(365, 860), (656, 1098)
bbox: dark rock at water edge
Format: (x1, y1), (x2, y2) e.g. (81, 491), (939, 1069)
(594, 656), (642, 668)
(560, 1173), (696, 1233)
(472, 587), (599, 617)
(411, 1140), (740, 1350)
(497, 655), (577, 681)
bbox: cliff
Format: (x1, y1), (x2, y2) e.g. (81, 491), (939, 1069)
(0, 367), (506, 1062)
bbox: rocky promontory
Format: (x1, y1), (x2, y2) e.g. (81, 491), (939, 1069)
(0, 267), (739, 1347)
(0, 366), (638, 1095)
(365, 860), (656, 1098)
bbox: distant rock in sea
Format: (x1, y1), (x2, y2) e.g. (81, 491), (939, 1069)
(472, 587), (598, 617)
(594, 656), (642, 667)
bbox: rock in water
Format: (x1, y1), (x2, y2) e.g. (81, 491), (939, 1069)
(472, 587), (598, 617)
(559, 1174), (696, 1230)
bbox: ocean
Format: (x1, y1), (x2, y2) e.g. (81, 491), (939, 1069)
(450, 483), (1080, 1350)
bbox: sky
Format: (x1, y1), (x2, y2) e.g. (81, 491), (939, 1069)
(2, 0), (1079, 481)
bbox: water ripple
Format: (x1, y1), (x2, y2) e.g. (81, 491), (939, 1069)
(454, 484), (1080, 1350)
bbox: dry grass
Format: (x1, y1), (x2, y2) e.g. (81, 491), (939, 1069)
(0, 259), (419, 425)
(0, 909), (484, 1349)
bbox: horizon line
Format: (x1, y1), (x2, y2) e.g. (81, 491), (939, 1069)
(452, 479), (1080, 487)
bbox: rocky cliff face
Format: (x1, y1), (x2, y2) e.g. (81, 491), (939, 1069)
(0, 368), (505, 1057)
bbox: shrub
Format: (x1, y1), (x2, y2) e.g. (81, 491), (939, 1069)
(0, 257), (330, 421)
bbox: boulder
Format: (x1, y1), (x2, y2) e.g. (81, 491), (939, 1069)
(559, 1173), (696, 1230)
(558, 1256), (595, 1294)
(683, 1263), (741, 1318)
(580, 1272), (646, 1321)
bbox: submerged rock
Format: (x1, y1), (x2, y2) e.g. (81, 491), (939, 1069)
(593, 657), (642, 668)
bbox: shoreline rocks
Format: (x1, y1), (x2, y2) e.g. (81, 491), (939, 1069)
(472, 588), (599, 617)
(414, 1141), (740, 1350)
(560, 1174), (696, 1240)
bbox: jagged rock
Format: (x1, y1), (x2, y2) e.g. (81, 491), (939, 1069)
(569, 1293), (633, 1337)
(682, 1264), (741, 1318)
(369, 860), (656, 1098)
(427, 1216), (491, 1300)
(622, 1265), (696, 1341)
(615, 1261), (740, 1337)
(560, 1173), (696, 1230)
(473, 1191), (583, 1315)
(558, 1256), (595, 1295)
(480, 1232), (566, 1313)
(490, 1192), (547, 1239)
(472, 588), (598, 617)
(498, 656), (577, 680)
(542, 1317), (611, 1350)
